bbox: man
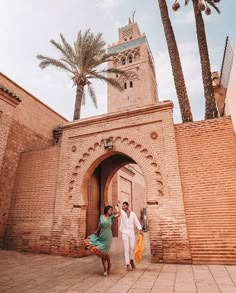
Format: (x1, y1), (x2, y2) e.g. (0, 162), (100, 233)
(119, 201), (143, 271)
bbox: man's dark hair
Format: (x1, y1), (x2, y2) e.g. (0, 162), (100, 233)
(104, 205), (113, 215)
(122, 201), (129, 206)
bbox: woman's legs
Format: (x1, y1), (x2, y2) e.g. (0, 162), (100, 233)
(101, 257), (107, 275)
(106, 254), (112, 274)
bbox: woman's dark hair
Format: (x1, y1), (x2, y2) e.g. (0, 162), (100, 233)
(104, 205), (113, 215)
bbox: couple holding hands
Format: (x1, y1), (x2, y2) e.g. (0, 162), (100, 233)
(84, 201), (143, 276)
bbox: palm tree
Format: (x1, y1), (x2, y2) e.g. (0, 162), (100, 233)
(158, 0), (193, 123)
(37, 30), (124, 120)
(173, 0), (220, 119)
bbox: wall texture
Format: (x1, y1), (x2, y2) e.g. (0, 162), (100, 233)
(0, 73), (67, 246)
(4, 146), (61, 252)
(175, 117), (236, 264)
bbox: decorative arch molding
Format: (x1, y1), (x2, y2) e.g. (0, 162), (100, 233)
(68, 135), (164, 207)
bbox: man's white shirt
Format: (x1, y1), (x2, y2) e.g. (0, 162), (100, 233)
(119, 210), (142, 235)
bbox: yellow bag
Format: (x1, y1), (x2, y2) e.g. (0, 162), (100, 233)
(134, 234), (144, 263)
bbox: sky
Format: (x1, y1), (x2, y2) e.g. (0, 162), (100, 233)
(0, 0), (235, 123)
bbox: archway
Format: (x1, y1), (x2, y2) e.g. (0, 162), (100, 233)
(68, 135), (164, 262)
(84, 153), (150, 257)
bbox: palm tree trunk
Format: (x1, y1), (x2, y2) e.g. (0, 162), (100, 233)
(158, 0), (193, 123)
(73, 84), (84, 120)
(192, 0), (218, 119)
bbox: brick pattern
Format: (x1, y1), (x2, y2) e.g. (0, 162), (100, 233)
(0, 120), (53, 246)
(175, 117), (236, 264)
(4, 146), (61, 252)
(0, 73), (67, 247)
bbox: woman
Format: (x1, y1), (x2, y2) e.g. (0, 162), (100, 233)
(84, 205), (120, 276)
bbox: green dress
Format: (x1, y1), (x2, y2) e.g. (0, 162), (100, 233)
(85, 215), (114, 257)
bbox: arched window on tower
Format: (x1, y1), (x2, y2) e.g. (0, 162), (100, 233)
(128, 55), (132, 63)
(134, 52), (140, 62)
(130, 81), (133, 88)
(124, 82), (127, 89)
(114, 58), (119, 67)
(122, 58), (126, 65)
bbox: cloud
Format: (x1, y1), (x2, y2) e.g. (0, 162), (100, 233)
(95, 0), (124, 19)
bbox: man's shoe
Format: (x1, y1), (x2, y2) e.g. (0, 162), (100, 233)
(126, 265), (132, 271)
(130, 259), (136, 269)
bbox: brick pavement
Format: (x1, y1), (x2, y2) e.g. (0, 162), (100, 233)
(1, 248), (236, 293)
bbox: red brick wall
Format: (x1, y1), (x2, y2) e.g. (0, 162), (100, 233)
(0, 120), (54, 246)
(0, 73), (67, 247)
(4, 146), (60, 252)
(175, 117), (236, 264)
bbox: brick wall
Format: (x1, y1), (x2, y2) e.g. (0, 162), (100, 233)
(0, 72), (66, 138)
(0, 121), (53, 247)
(0, 73), (67, 247)
(175, 117), (236, 264)
(4, 146), (60, 252)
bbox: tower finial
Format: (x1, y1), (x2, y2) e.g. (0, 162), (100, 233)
(128, 17), (132, 24)
(132, 10), (136, 23)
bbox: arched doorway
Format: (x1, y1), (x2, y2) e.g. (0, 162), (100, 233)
(85, 153), (135, 237)
(85, 153), (149, 257)
(67, 136), (165, 262)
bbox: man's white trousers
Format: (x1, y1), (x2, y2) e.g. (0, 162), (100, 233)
(122, 232), (135, 265)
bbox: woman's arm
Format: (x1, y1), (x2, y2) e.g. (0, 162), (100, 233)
(113, 203), (121, 219)
(94, 224), (101, 236)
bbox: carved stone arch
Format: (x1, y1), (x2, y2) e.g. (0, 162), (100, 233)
(68, 135), (164, 207)
(114, 58), (119, 67)
(67, 135), (164, 262)
(134, 51), (140, 61)
(128, 54), (133, 64)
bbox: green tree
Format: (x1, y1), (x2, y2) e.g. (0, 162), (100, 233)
(173, 0), (220, 119)
(37, 30), (124, 120)
(158, 0), (193, 123)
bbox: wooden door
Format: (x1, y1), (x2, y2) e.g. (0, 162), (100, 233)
(86, 167), (101, 237)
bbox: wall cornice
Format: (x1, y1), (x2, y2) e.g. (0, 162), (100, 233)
(61, 101), (173, 131)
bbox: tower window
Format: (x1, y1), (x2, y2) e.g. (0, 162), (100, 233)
(122, 58), (126, 65)
(130, 36), (132, 40)
(116, 74), (119, 78)
(124, 38), (127, 41)
(124, 82), (127, 89)
(128, 56), (132, 63)
(130, 81), (133, 88)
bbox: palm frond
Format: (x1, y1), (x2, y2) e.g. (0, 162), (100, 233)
(206, 0), (220, 13)
(82, 90), (86, 105)
(185, 0), (190, 6)
(87, 83), (98, 108)
(89, 72), (123, 91)
(60, 34), (77, 63)
(50, 39), (74, 65)
(36, 55), (73, 73)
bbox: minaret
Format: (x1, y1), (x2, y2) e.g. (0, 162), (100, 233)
(107, 19), (158, 113)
